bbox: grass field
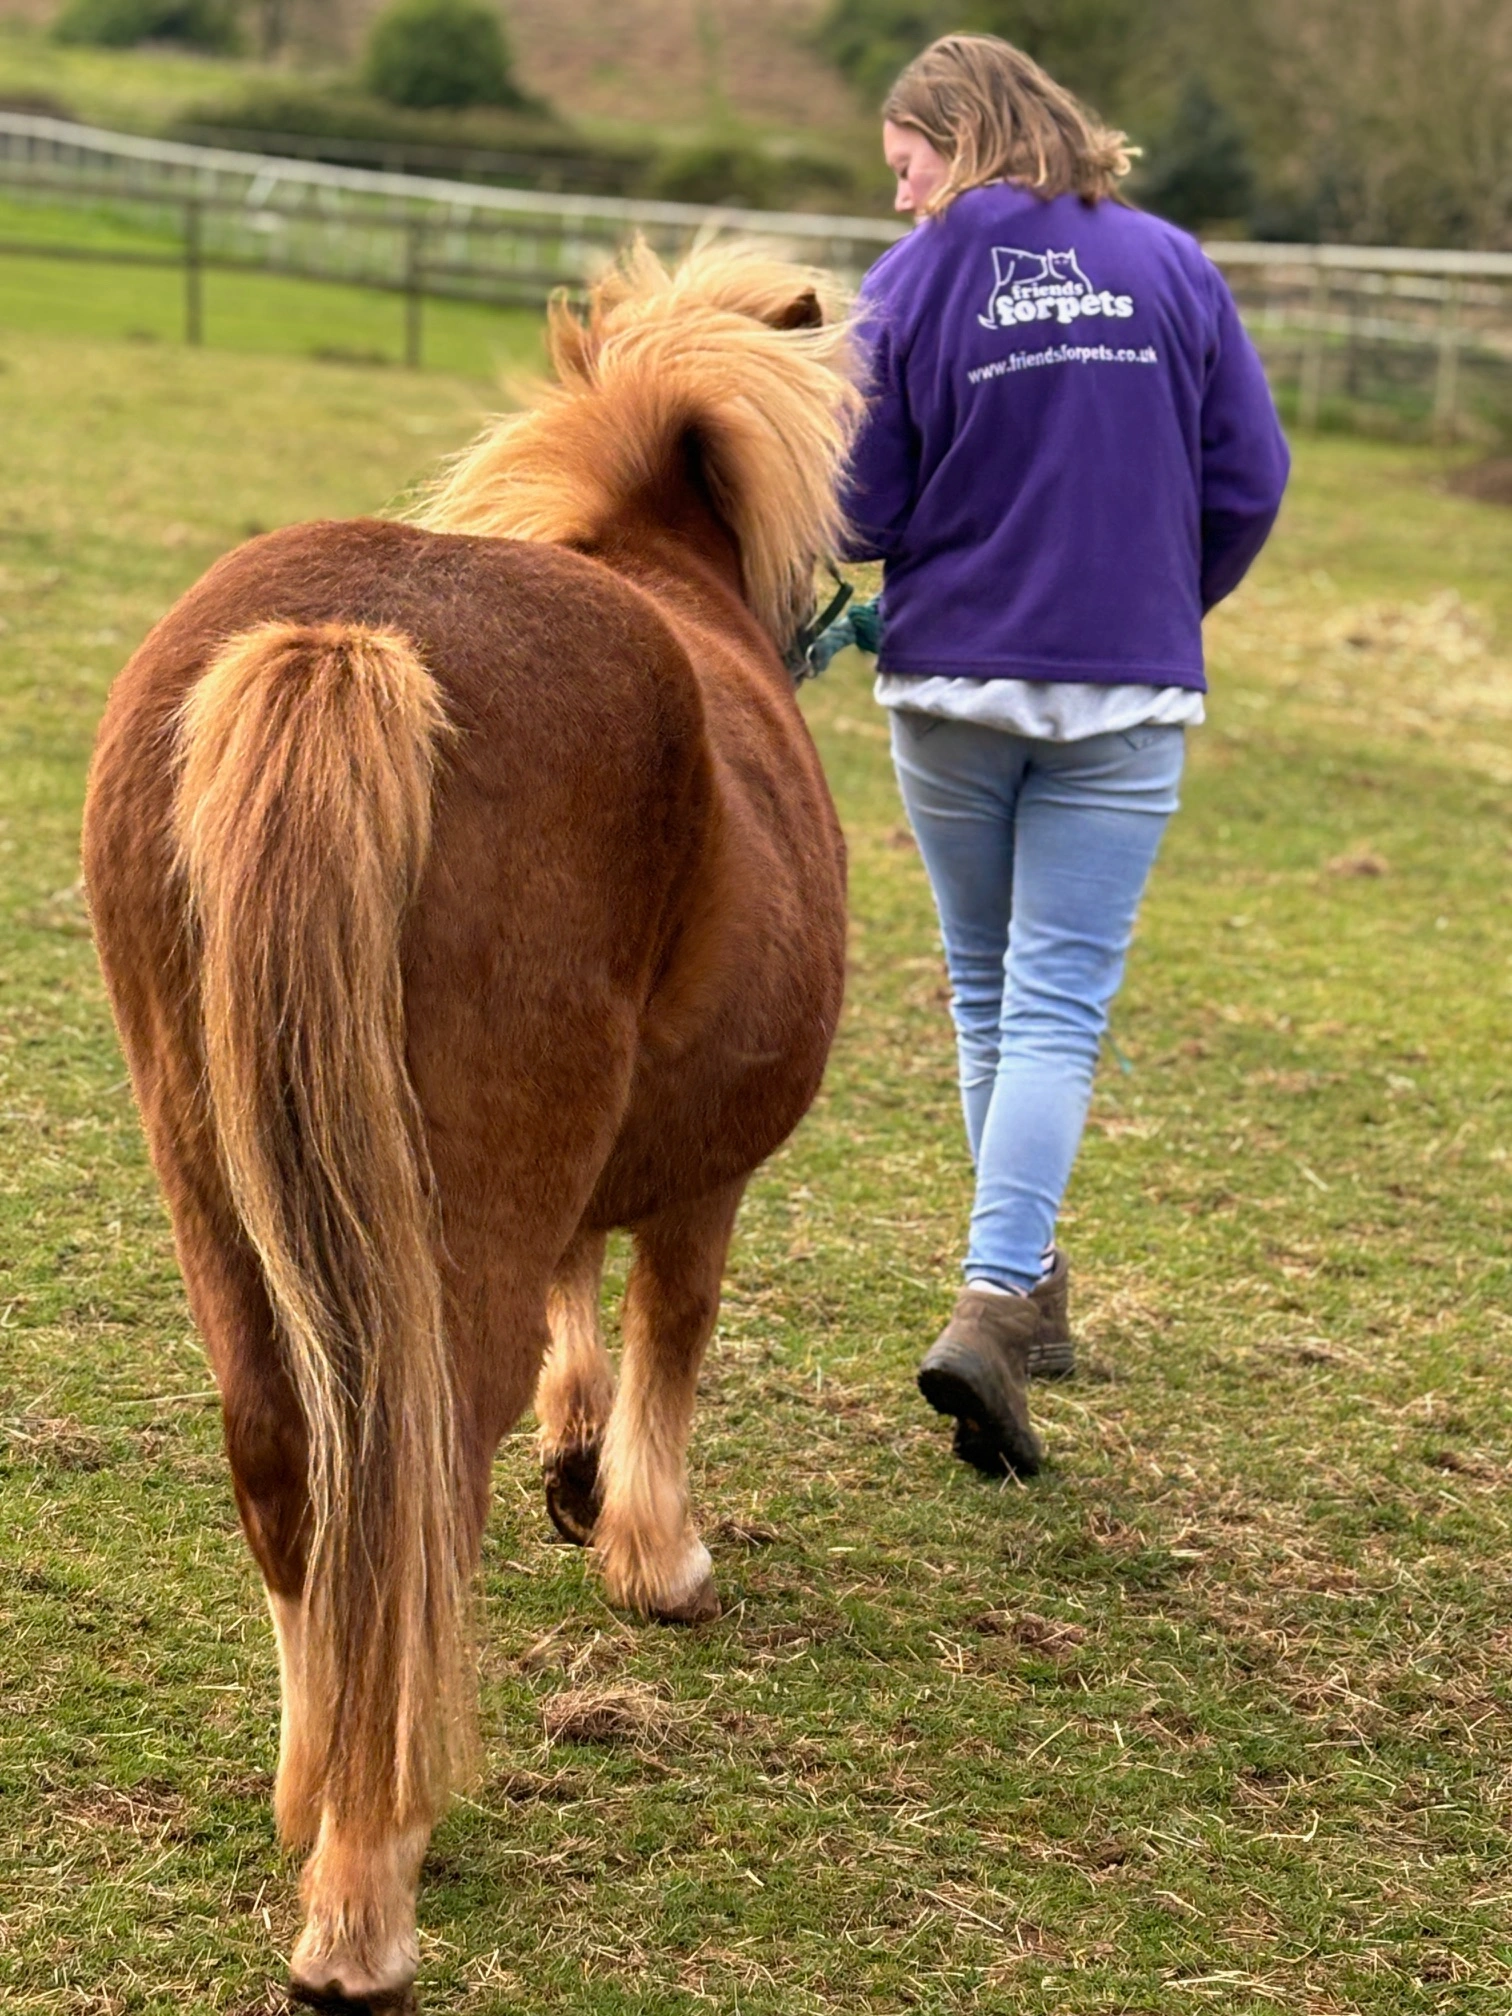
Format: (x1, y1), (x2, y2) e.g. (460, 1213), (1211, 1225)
(0, 192), (549, 376)
(2, 325), (1511, 2015)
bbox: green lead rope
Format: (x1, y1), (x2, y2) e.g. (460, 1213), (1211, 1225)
(786, 572), (853, 680)
(790, 586), (883, 680)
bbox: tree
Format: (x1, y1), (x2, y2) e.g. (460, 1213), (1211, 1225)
(1136, 77), (1254, 233)
(1252, 0), (1512, 246)
(814, 0), (1512, 247)
(814, 0), (949, 105)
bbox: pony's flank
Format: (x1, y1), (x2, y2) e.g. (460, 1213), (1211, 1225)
(416, 240), (864, 648)
(172, 619), (470, 1840)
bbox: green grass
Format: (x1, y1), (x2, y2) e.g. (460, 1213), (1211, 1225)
(3, 328), (1512, 2014)
(0, 16), (320, 132)
(0, 191), (547, 373)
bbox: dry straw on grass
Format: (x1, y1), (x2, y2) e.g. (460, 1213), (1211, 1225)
(540, 1681), (679, 1749)
(2, 1411), (108, 1472)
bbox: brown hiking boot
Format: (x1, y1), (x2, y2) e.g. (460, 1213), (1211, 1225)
(1027, 1248), (1076, 1379)
(917, 1289), (1043, 1477)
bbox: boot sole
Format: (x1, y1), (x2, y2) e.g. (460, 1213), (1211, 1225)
(916, 1363), (1041, 1478)
(1026, 1338), (1076, 1380)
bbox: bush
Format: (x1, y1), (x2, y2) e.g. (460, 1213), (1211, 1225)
(363, 0), (525, 112)
(1136, 79), (1255, 234)
(52, 0), (240, 51)
(171, 84), (651, 196)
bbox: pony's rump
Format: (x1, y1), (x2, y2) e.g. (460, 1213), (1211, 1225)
(174, 619), (469, 1837)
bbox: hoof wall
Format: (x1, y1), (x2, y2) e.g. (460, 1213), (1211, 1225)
(543, 1440), (602, 1547)
(288, 1980), (417, 2014)
(649, 1573), (721, 1625)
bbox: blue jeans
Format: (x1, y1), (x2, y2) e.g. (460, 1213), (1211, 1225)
(890, 712), (1185, 1292)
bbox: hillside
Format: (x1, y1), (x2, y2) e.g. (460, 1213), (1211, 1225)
(504, 0), (865, 138)
(0, 0), (876, 143)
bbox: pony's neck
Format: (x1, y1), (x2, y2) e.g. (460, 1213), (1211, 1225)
(592, 449), (787, 677)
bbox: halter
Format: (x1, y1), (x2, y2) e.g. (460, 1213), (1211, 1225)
(785, 564), (855, 682)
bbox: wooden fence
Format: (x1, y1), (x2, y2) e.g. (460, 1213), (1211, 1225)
(2, 115), (1510, 434)
(1207, 241), (1512, 440)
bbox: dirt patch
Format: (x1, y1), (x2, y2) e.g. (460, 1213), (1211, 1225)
(54, 1779), (187, 1844)
(972, 1609), (1087, 1657)
(487, 1766), (587, 1803)
(1324, 845), (1390, 877)
(0, 90), (71, 116)
(1444, 456), (1512, 507)
(323, 0), (860, 131)
(1324, 588), (1492, 665)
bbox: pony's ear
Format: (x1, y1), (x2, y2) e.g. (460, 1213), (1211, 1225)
(769, 289), (824, 332)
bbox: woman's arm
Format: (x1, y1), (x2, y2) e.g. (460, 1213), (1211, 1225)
(840, 300), (922, 564)
(1199, 271), (1291, 612)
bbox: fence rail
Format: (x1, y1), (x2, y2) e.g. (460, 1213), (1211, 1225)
(1206, 240), (1512, 436)
(2, 115), (1509, 434)
(0, 113), (903, 267)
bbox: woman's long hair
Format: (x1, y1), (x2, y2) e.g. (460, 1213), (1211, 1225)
(883, 33), (1136, 214)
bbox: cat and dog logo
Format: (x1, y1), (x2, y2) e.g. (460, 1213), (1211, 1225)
(979, 246), (1135, 330)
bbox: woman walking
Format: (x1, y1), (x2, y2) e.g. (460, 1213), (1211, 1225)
(843, 35), (1289, 1477)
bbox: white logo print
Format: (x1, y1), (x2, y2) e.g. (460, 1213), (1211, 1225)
(979, 245), (1135, 330)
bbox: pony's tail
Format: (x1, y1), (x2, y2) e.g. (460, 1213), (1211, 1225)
(173, 619), (468, 1844)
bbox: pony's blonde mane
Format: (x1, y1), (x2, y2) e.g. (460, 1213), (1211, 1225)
(415, 240), (863, 647)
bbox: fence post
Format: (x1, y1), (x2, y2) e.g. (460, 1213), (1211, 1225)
(404, 220), (424, 369)
(183, 198), (203, 347)
(1432, 277), (1463, 443)
(1299, 255), (1328, 431)
(1343, 270), (1360, 400)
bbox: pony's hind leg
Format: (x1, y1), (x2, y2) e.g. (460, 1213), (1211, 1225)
(288, 1427), (496, 2011)
(536, 1229), (613, 1545)
(176, 1207), (453, 2010)
(267, 1590), (320, 1851)
(172, 1218), (323, 1849)
(594, 1182), (744, 1624)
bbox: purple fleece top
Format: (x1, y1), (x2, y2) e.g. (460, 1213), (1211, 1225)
(842, 184), (1290, 688)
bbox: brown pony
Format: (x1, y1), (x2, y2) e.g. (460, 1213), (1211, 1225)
(81, 242), (860, 2009)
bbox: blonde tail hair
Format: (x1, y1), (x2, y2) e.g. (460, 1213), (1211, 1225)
(173, 619), (468, 1844)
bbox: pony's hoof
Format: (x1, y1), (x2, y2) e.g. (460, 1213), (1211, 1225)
(650, 1573), (721, 1625)
(289, 1908), (418, 2013)
(288, 1977), (417, 2013)
(543, 1439), (602, 1547)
